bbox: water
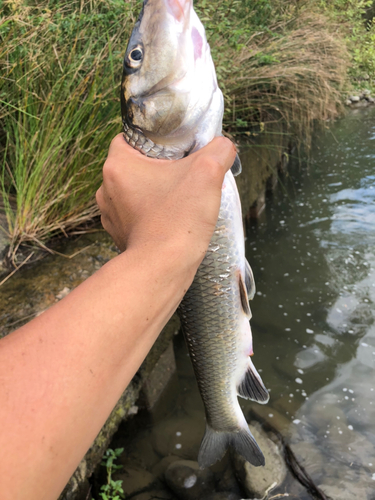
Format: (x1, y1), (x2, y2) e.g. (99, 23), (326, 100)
(101, 107), (375, 499)
(244, 107), (375, 498)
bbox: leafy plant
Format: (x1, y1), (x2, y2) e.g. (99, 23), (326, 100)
(99, 447), (124, 500)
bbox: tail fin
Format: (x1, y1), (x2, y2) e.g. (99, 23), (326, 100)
(198, 424), (265, 469)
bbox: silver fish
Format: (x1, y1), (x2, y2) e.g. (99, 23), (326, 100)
(121, 0), (269, 468)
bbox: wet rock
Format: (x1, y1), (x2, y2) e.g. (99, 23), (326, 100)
(206, 493), (242, 500)
(233, 422), (287, 499)
(152, 455), (181, 478)
(349, 95), (360, 102)
(214, 456), (243, 497)
(114, 466), (156, 497)
(164, 460), (215, 500)
(151, 415), (205, 460)
(318, 481), (368, 500)
(290, 441), (324, 479)
(131, 491), (177, 500)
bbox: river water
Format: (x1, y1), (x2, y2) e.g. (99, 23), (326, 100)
(243, 106), (375, 498)
(101, 107), (375, 499)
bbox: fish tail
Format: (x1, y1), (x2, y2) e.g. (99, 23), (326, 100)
(198, 423), (265, 469)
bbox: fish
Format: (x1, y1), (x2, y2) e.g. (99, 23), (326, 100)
(121, 0), (269, 468)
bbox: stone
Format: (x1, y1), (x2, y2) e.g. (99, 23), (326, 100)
(151, 415), (205, 460)
(152, 455), (181, 478)
(206, 493), (242, 500)
(233, 422), (287, 499)
(318, 482), (368, 500)
(248, 405), (291, 435)
(349, 95), (360, 102)
(290, 441), (324, 480)
(114, 466), (156, 498)
(345, 99), (352, 106)
(164, 460), (215, 500)
(139, 342), (177, 409)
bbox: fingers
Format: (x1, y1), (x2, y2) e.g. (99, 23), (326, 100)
(192, 137), (237, 174)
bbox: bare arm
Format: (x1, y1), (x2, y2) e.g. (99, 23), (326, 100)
(0, 135), (236, 500)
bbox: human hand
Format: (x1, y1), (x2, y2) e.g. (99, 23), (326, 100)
(96, 134), (236, 260)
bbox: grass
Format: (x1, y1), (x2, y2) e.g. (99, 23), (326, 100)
(0, 0), (138, 262)
(0, 0), (359, 261)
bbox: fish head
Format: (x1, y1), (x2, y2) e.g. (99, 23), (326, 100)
(121, 0), (223, 150)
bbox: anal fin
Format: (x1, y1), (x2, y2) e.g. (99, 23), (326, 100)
(237, 358), (269, 403)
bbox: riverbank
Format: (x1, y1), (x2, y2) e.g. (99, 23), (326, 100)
(0, 0), (356, 258)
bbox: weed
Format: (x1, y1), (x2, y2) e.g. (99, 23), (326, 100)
(99, 447), (124, 500)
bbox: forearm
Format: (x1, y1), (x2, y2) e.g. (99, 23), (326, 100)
(0, 241), (198, 500)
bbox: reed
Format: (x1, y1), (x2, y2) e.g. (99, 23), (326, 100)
(0, 0), (350, 260)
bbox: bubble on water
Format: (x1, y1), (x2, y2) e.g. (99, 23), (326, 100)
(369, 463), (373, 466)
(284, 312), (288, 316)
(284, 273), (289, 277)
(348, 330), (354, 333)
(337, 416), (340, 420)
(268, 413), (274, 418)
(289, 393), (294, 397)
(345, 396), (349, 400)
(296, 319), (301, 322)
(279, 304), (283, 308)
(306, 329), (314, 334)
(297, 369), (304, 374)
(372, 473), (375, 481)
(349, 389), (354, 394)
(175, 444), (182, 449)
(348, 425), (353, 430)
(285, 328), (291, 331)
(343, 388), (348, 392)
(338, 430), (343, 434)
(307, 313), (311, 316)
(361, 342), (369, 347)
(257, 291), (262, 296)
(293, 419), (301, 425)
(300, 302), (304, 306)
(295, 378), (303, 384)
(176, 431), (182, 436)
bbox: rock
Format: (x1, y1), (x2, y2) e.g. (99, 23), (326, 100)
(248, 405), (291, 435)
(164, 460), (215, 500)
(290, 441), (324, 480)
(114, 466), (156, 497)
(349, 95), (360, 102)
(151, 415), (205, 460)
(233, 422), (287, 499)
(206, 493), (242, 500)
(318, 482), (368, 500)
(152, 455), (181, 478)
(131, 491), (177, 500)
(139, 342), (176, 409)
(215, 457), (243, 497)
(345, 99), (352, 106)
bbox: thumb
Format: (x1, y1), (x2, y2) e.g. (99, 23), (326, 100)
(193, 136), (237, 175)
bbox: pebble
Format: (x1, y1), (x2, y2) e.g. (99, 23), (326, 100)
(164, 460), (215, 500)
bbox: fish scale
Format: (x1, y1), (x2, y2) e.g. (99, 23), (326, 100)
(121, 0), (270, 468)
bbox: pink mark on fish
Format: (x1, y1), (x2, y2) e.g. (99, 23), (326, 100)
(192, 27), (202, 60)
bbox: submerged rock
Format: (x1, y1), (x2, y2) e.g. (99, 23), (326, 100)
(206, 493), (242, 500)
(164, 460), (215, 500)
(233, 422), (287, 499)
(114, 466), (156, 498)
(151, 415), (205, 460)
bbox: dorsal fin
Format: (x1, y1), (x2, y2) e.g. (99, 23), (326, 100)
(230, 153), (242, 176)
(245, 259), (256, 300)
(239, 273), (251, 318)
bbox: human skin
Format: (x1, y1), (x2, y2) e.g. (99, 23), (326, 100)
(0, 134), (236, 500)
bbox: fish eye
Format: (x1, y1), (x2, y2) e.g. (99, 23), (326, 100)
(127, 46), (143, 68)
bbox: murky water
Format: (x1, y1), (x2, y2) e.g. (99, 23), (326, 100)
(101, 108), (375, 499)
(244, 107), (375, 498)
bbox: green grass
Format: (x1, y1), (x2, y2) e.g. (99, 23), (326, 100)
(0, 0), (137, 261)
(0, 0), (357, 259)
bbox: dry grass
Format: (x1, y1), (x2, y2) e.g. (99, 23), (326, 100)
(222, 13), (349, 146)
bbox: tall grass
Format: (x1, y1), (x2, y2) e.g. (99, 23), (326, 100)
(0, 0), (137, 261)
(0, 0), (349, 261)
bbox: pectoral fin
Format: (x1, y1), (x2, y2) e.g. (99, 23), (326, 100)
(230, 153), (242, 176)
(245, 259), (256, 300)
(239, 274), (251, 318)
